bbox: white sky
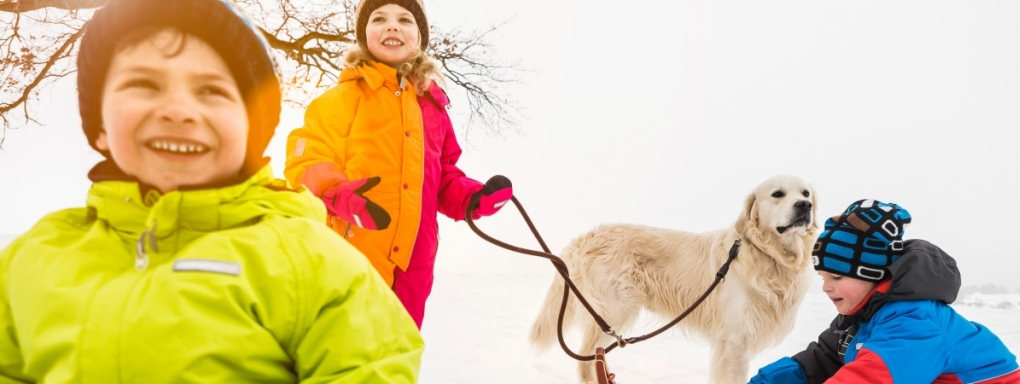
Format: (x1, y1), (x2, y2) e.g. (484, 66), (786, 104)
(2, 0), (1019, 288)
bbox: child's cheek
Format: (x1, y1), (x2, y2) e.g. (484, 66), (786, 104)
(102, 94), (145, 131)
(210, 105), (249, 157)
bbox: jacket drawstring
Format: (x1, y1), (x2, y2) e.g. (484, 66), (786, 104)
(396, 76), (406, 96)
(135, 220), (158, 271)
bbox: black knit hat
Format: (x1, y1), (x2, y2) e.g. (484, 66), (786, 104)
(813, 199), (912, 281)
(354, 0), (429, 52)
(77, 0), (281, 173)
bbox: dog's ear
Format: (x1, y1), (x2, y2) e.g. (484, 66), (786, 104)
(808, 184), (819, 230)
(735, 191), (757, 234)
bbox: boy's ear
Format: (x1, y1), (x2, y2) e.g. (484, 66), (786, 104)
(94, 131), (109, 151)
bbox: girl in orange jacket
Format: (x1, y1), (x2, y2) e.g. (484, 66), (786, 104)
(285, 0), (512, 329)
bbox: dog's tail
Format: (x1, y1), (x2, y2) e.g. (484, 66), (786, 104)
(529, 270), (573, 352)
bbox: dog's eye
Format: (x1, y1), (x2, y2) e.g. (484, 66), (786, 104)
(802, 190), (810, 198)
(771, 191), (785, 198)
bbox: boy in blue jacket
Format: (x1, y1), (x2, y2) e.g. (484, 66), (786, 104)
(750, 199), (1019, 383)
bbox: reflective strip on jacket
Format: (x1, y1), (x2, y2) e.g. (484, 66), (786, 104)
(0, 165), (424, 383)
(285, 60), (482, 285)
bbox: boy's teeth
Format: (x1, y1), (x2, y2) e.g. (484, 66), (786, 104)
(149, 140), (208, 154)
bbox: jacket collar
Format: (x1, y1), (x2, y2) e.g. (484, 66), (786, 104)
(340, 60), (405, 92)
(85, 164), (323, 254)
(337, 60), (450, 107)
(836, 279), (891, 332)
(847, 279), (892, 316)
(87, 157), (270, 192)
(836, 239), (961, 330)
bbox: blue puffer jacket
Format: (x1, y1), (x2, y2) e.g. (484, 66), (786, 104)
(749, 240), (1019, 384)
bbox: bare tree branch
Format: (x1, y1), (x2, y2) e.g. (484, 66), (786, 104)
(431, 20), (525, 140)
(0, 27), (82, 116)
(0, 0), (523, 149)
(0, 0), (107, 13)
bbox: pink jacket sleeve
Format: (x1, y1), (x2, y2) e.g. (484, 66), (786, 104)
(436, 126), (483, 221)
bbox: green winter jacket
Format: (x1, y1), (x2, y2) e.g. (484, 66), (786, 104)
(0, 165), (424, 383)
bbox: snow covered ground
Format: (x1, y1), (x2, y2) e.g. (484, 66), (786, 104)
(1, 233), (1017, 383)
(418, 235), (1020, 384)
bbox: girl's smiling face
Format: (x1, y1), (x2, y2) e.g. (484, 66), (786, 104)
(96, 28), (248, 192)
(365, 4), (421, 68)
(819, 271), (878, 315)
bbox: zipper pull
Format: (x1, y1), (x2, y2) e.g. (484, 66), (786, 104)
(135, 237), (148, 271)
(135, 220), (158, 271)
(396, 76), (406, 96)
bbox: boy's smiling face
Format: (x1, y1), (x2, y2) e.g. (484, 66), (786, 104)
(96, 28), (248, 192)
(819, 271), (878, 315)
(365, 4), (421, 68)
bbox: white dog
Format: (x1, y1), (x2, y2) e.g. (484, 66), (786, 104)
(529, 174), (819, 384)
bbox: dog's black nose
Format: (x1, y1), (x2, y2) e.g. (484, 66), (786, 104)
(795, 200), (812, 212)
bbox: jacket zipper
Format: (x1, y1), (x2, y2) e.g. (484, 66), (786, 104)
(135, 220), (158, 271)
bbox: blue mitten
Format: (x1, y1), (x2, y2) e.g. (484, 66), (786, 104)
(748, 357), (807, 384)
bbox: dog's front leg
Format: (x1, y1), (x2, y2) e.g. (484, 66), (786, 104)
(576, 323), (611, 383)
(708, 337), (751, 384)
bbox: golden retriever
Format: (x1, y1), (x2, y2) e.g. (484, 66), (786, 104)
(529, 174), (819, 383)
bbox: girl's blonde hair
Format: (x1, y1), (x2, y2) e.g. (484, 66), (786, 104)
(343, 46), (446, 95)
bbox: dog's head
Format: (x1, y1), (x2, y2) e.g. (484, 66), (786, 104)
(735, 174), (819, 267)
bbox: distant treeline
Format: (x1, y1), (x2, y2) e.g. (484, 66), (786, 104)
(959, 284), (1020, 295)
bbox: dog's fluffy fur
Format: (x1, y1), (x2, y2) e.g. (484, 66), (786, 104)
(529, 174), (819, 383)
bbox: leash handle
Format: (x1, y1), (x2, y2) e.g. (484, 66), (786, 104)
(594, 347), (617, 384)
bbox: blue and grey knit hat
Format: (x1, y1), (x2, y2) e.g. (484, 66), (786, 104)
(812, 199), (912, 281)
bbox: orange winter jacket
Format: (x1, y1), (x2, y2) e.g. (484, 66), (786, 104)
(285, 61), (424, 285)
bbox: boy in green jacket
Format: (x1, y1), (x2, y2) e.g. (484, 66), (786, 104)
(0, 0), (424, 382)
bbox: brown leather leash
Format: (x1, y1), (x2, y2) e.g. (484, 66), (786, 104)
(593, 347), (616, 384)
(466, 194), (742, 375)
